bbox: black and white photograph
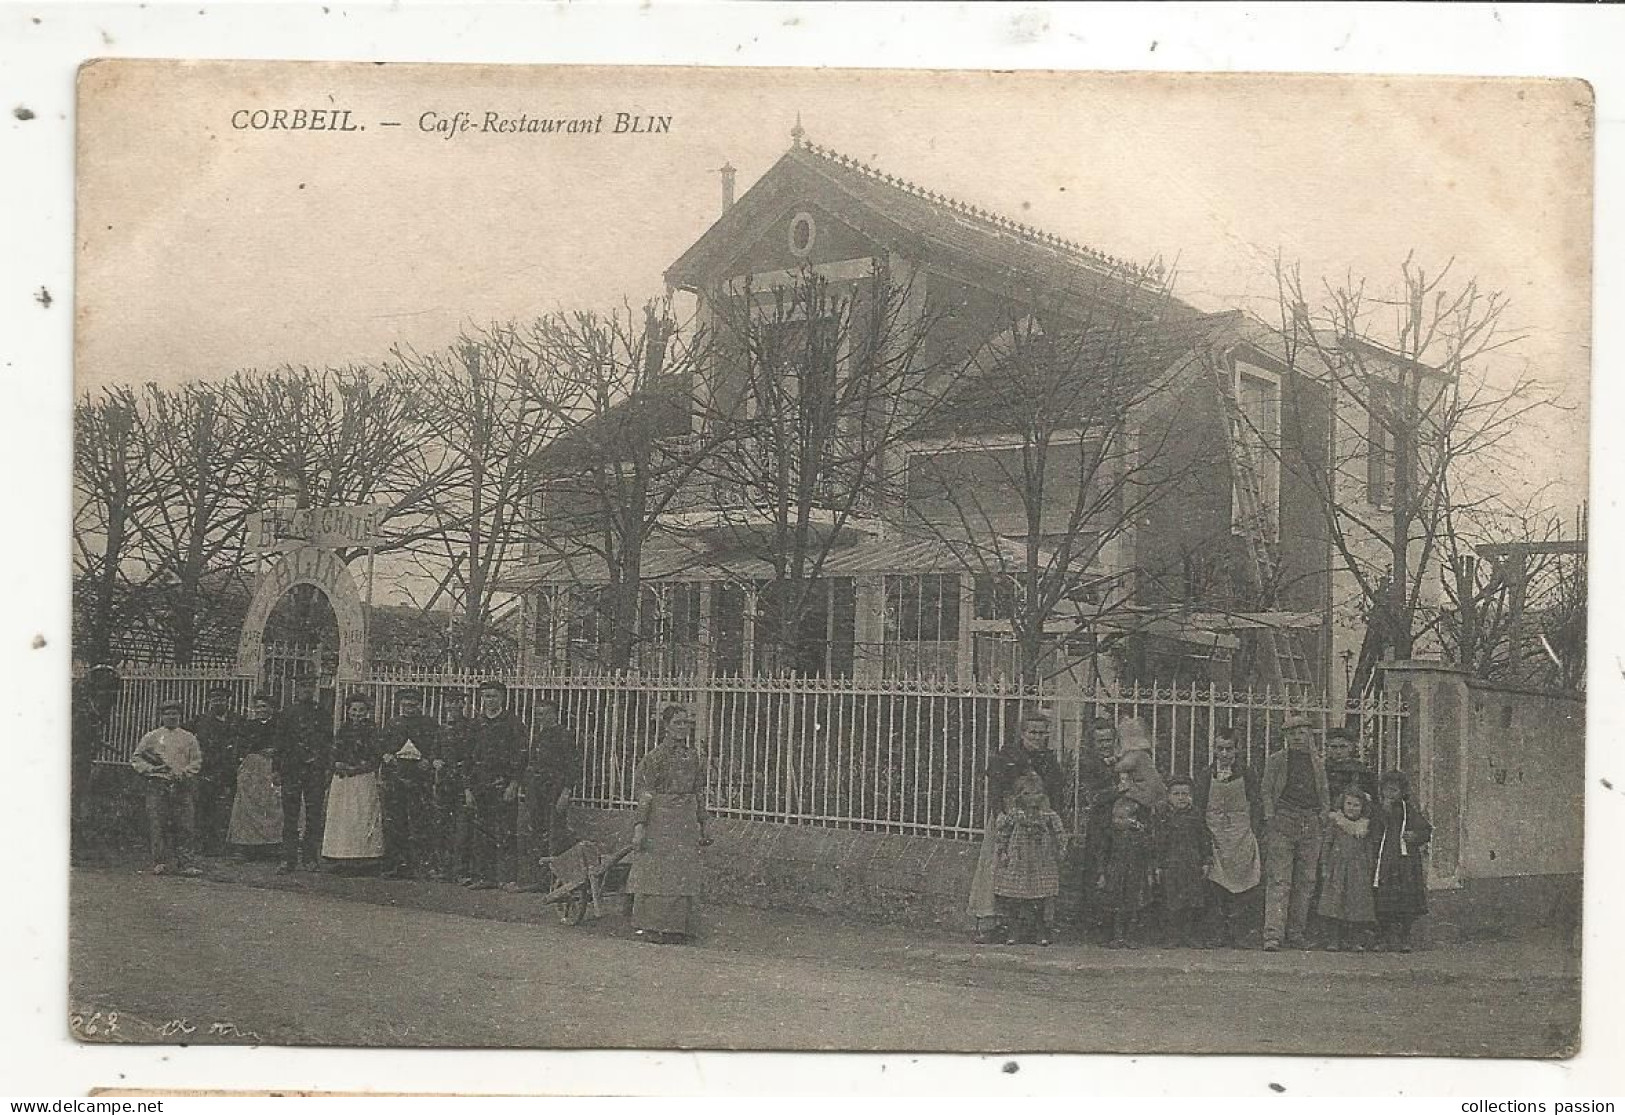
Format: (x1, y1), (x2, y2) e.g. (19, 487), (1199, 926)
(65, 59), (1590, 1057)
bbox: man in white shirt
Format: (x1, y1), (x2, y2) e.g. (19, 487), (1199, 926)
(130, 699), (204, 877)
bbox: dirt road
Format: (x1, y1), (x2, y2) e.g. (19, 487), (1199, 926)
(69, 868), (1578, 1055)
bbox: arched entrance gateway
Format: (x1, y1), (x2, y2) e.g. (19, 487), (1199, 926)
(238, 504), (384, 680)
(237, 549), (367, 682)
(237, 546), (368, 680)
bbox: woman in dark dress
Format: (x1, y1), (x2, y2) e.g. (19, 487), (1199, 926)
(627, 703), (711, 944)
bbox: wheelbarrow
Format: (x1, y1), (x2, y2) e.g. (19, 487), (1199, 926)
(539, 840), (637, 925)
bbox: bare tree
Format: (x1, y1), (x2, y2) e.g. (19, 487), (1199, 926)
(228, 366), (445, 558)
(73, 386), (159, 664)
(392, 330), (569, 669)
(514, 299), (717, 672)
(126, 381), (267, 665)
(906, 265), (1210, 689)
(698, 262), (951, 676)
(223, 365), (449, 649)
(1438, 498), (1586, 690)
(1272, 253), (1551, 695)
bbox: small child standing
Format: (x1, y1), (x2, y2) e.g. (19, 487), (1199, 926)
(1317, 788), (1377, 950)
(993, 771), (1066, 946)
(1373, 770), (1432, 952)
(1096, 793), (1157, 948)
(1155, 777), (1214, 947)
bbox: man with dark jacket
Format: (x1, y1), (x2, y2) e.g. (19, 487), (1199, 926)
(1072, 715), (1124, 942)
(514, 698), (580, 889)
(1259, 716), (1329, 951)
(467, 680), (529, 890)
(379, 688), (442, 879)
(438, 692), (474, 882)
(274, 675), (332, 873)
(189, 685), (245, 856)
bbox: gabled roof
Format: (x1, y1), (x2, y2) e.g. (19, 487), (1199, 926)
(665, 139), (1176, 306)
(528, 373), (693, 472)
(913, 309), (1238, 440)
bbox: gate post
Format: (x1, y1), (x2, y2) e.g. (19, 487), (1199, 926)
(1380, 660), (1469, 891)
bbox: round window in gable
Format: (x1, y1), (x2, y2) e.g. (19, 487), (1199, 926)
(788, 212), (817, 258)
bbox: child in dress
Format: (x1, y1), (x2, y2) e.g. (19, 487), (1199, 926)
(1096, 793), (1157, 948)
(993, 771), (1066, 946)
(1373, 770), (1432, 952)
(1317, 788), (1377, 950)
(1155, 777), (1214, 947)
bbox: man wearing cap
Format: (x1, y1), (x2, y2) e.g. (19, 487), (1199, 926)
(468, 680), (529, 890)
(130, 700), (204, 877)
(189, 684), (245, 856)
(515, 698), (580, 890)
(273, 674), (332, 873)
(1259, 715), (1330, 951)
(379, 688), (441, 879)
(437, 692), (475, 883)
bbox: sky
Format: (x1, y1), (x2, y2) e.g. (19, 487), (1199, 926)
(76, 61), (1592, 526)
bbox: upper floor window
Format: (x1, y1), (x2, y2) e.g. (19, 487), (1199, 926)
(748, 315), (840, 418)
(906, 440), (1102, 524)
(1366, 380), (1401, 509)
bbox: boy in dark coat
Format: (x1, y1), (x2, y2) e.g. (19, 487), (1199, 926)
(1155, 777), (1214, 947)
(1095, 793), (1157, 948)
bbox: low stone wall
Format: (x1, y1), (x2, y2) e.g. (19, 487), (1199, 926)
(570, 806), (981, 931)
(1427, 873), (1582, 944)
(573, 804), (1575, 941)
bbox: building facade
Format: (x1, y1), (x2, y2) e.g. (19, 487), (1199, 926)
(502, 134), (1419, 699)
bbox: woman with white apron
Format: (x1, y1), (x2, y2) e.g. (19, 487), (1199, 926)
(322, 694), (386, 865)
(1194, 730), (1263, 947)
(226, 692), (283, 856)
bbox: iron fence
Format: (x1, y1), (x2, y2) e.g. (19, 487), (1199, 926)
(83, 664), (1409, 842)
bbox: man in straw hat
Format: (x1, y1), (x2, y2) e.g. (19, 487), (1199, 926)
(1259, 714), (1330, 951)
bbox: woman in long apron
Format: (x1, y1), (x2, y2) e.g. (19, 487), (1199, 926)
(1194, 730), (1263, 947)
(322, 694), (386, 866)
(627, 703), (710, 943)
(226, 692), (283, 857)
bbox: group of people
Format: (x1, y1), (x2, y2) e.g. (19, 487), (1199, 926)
(970, 711), (1433, 953)
(130, 677), (581, 890)
(126, 681), (714, 945)
(123, 682), (1431, 953)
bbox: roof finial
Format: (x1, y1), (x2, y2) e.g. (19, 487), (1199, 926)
(790, 112), (805, 147)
